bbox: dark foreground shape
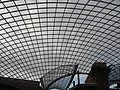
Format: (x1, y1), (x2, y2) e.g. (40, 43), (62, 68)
(70, 62), (111, 90)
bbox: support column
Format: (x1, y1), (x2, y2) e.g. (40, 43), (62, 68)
(85, 62), (111, 90)
(117, 83), (120, 89)
(77, 71), (80, 85)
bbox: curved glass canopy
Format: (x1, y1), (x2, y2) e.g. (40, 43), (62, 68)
(0, 0), (120, 88)
(109, 64), (120, 85)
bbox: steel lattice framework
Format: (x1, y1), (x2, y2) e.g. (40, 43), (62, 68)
(0, 0), (120, 89)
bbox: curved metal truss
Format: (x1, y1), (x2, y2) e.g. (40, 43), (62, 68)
(42, 65), (77, 89)
(0, 0), (120, 88)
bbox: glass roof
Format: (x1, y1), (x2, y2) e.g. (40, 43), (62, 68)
(0, 0), (120, 87)
(109, 64), (120, 84)
(42, 65), (77, 89)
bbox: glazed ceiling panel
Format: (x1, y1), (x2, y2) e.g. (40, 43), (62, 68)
(0, 0), (120, 84)
(109, 64), (120, 82)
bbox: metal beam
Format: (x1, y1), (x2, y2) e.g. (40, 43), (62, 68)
(65, 65), (78, 90)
